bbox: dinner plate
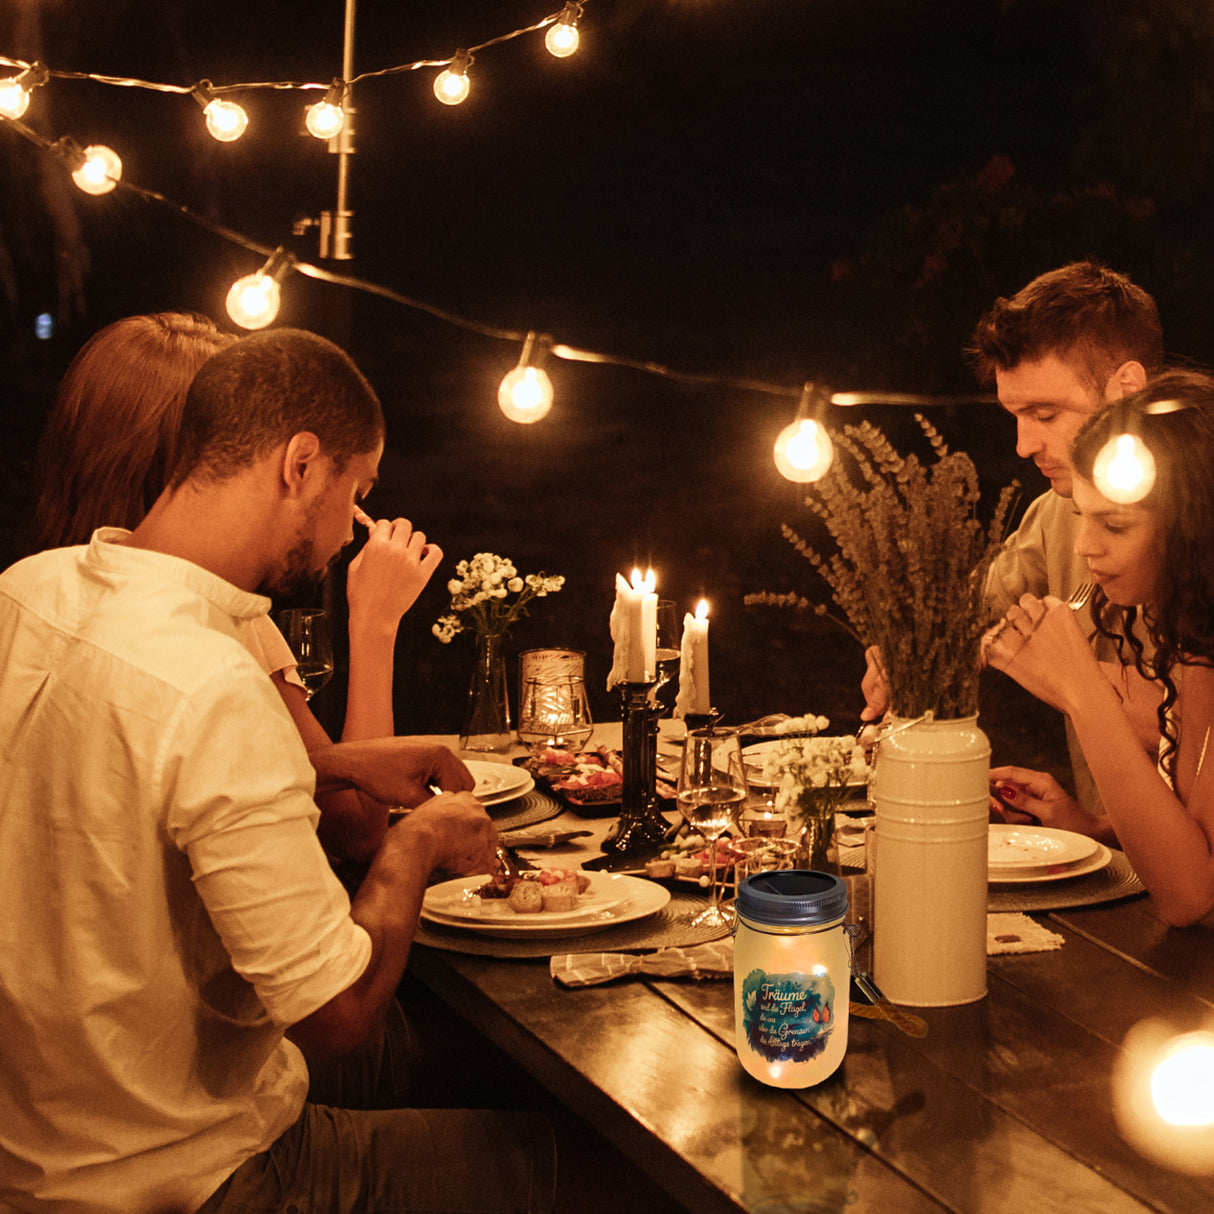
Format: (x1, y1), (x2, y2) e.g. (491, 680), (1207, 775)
(988, 824), (1098, 871)
(988, 841), (1113, 885)
(741, 737), (870, 787)
(420, 871), (671, 938)
(464, 761), (535, 806)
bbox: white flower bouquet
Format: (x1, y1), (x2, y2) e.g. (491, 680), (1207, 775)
(758, 727), (868, 833)
(433, 552), (565, 642)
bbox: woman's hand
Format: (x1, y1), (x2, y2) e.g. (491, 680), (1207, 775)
(983, 593), (1102, 714)
(347, 514), (442, 634)
(988, 764), (1107, 838)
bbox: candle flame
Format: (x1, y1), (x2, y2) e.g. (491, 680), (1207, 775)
(643, 568), (656, 593)
(630, 568), (643, 590)
(695, 599), (709, 620)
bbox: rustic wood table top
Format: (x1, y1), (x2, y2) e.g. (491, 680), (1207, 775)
(405, 727), (1214, 1213)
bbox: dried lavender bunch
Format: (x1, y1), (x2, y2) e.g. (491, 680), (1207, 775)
(752, 415), (1017, 719)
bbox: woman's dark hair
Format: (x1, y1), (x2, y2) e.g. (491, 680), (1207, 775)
(30, 312), (236, 551)
(1071, 368), (1214, 779)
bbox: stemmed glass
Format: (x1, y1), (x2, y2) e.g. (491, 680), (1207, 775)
(676, 727), (748, 928)
(517, 675), (594, 754)
(277, 608), (334, 701)
(651, 599), (681, 714)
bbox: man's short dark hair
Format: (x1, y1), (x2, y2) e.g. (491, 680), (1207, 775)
(969, 260), (1164, 393)
(172, 328), (384, 485)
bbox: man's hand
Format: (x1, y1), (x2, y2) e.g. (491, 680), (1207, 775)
(860, 645), (890, 722)
(347, 515), (443, 634)
(391, 791), (499, 878)
(311, 738), (474, 808)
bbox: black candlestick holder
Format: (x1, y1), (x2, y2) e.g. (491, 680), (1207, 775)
(601, 680), (670, 855)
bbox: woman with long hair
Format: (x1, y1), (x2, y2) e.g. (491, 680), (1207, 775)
(29, 312), (445, 861)
(986, 368), (1214, 926)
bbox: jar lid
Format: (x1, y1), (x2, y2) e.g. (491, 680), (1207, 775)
(736, 870), (848, 927)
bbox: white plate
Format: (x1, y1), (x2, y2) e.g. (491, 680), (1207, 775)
(741, 737), (870, 788)
(420, 871), (671, 938)
(988, 824), (1098, 870)
(988, 842), (1113, 885)
(464, 761), (535, 806)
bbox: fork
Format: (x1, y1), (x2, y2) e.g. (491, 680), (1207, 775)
(1065, 580), (1095, 611)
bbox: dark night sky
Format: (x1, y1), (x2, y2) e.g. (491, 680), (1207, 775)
(3, 0), (1213, 736)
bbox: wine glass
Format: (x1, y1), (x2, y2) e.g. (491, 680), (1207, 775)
(651, 599), (681, 714)
(676, 727), (748, 928)
(277, 608), (334, 701)
(516, 675), (594, 754)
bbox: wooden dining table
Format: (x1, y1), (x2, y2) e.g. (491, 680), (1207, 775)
(403, 724), (1214, 1214)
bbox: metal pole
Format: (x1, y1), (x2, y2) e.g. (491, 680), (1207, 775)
(321, 0), (356, 260)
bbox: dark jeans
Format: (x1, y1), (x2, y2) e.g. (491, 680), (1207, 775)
(195, 1000), (556, 1214)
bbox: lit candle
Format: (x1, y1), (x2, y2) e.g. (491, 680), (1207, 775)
(607, 568), (658, 688)
(675, 599), (711, 716)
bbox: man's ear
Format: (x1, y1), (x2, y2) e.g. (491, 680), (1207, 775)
(280, 432), (323, 498)
(1106, 360), (1148, 401)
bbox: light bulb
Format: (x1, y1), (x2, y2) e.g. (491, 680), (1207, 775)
(203, 98), (248, 142)
(226, 272), (281, 330)
(432, 66), (468, 105)
(499, 366), (553, 423)
(545, 22), (579, 57)
(0, 76), (31, 120)
(1092, 432), (1156, 504)
(1150, 1033), (1214, 1127)
(305, 100), (345, 140)
(773, 418), (834, 482)
(71, 145), (122, 196)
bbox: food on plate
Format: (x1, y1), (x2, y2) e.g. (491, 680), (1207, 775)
(644, 857), (676, 879)
(520, 745), (677, 804)
(653, 833), (749, 880)
(476, 867), (592, 915)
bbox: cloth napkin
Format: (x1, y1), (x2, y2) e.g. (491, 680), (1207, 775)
(551, 941), (733, 988)
(987, 911), (1064, 955)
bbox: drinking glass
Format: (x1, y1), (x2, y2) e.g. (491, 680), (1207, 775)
(676, 727), (748, 928)
(277, 608), (334, 701)
(516, 675), (594, 754)
(651, 600), (680, 714)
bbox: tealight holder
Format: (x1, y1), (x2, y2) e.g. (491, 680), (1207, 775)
(601, 681), (669, 855)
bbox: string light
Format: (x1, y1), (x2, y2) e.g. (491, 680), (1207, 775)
(545, 4), (583, 57)
(305, 78), (346, 140)
(1092, 432), (1156, 504)
(434, 50), (473, 106)
(499, 331), (554, 423)
(56, 139), (122, 195)
(773, 384), (834, 482)
(193, 80), (248, 143)
(225, 247), (295, 330)
(0, 60), (46, 120)
(1115, 1018), (1214, 1174)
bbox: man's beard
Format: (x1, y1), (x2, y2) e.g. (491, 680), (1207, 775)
(258, 536), (326, 599)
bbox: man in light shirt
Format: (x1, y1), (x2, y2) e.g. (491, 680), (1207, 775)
(0, 328), (554, 1214)
(862, 260), (1164, 813)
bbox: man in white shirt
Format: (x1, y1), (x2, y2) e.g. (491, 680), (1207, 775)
(0, 328), (554, 1214)
(862, 261), (1164, 813)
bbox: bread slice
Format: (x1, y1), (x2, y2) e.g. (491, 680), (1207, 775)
(508, 880), (543, 913)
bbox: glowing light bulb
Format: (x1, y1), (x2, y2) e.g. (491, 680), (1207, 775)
(1150, 1033), (1214, 1127)
(545, 22), (579, 57)
(0, 76), (31, 119)
(434, 53), (472, 105)
(204, 98), (248, 142)
(305, 100), (345, 140)
(499, 366), (553, 423)
(71, 145), (122, 196)
(226, 272), (281, 330)
(1092, 432), (1156, 504)
(773, 418), (834, 482)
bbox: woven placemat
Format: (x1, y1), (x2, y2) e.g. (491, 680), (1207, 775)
(487, 790), (564, 832)
(413, 888), (731, 959)
(987, 848), (1145, 912)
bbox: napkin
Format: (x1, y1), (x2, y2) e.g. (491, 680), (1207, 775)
(986, 912), (1064, 955)
(551, 941), (733, 988)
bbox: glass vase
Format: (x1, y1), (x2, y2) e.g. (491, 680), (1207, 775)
(796, 801), (838, 872)
(460, 631), (512, 752)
